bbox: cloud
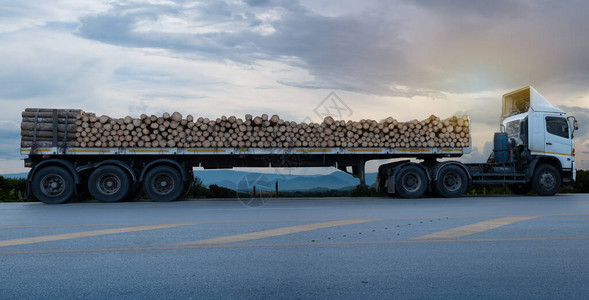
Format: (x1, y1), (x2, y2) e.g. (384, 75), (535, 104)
(0, 129), (20, 140)
(461, 141), (493, 163)
(74, 1), (415, 95)
(70, 0), (589, 98)
(408, 0), (528, 17)
(0, 122), (22, 161)
(0, 0), (111, 33)
(244, 0), (271, 7)
(76, 1), (268, 61)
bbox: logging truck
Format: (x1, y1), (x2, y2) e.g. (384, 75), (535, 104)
(20, 86), (577, 203)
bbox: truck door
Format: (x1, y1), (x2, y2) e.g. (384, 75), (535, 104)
(529, 114), (545, 154)
(544, 115), (572, 169)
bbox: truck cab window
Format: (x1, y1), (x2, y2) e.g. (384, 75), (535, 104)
(545, 116), (569, 139)
(520, 117), (528, 145)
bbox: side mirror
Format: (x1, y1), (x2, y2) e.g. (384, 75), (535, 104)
(567, 116), (579, 137)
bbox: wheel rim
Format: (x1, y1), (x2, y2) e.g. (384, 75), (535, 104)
(96, 173), (121, 195)
(402, 172), (422, 192)
(40, 174), (65, 197)
(151, 173), (174, 195)
(539, 171), (556, 190)
(442, 171), (462, 192)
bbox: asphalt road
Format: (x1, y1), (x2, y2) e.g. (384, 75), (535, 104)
(1, 194), (588, 299)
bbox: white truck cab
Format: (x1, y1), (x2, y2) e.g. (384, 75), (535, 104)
(501, 86), (577, 181)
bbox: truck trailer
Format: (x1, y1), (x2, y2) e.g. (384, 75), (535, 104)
(21, 86), (578, 203)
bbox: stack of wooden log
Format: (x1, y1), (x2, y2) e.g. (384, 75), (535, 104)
(20, 109), (81, 148)
(21, 109), (470, 148)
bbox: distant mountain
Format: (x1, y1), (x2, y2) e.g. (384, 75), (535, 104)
(195, 169), (377, 191)
(0, 169), (378, 192)
(0, 172), (28, 179)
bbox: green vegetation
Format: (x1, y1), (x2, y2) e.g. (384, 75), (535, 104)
(275, 189), (352, 198)
(350, 185), (384, 197)
(0, 176), (27, 202)
(572, 169), (589, 193)
(186, 177), (236, 198)
(465, 185), (512, 196)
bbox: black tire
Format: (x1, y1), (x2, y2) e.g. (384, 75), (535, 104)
(88, 165), (131, 203)
(509, 183), (532, 195)
(143, 166), (183, 202)
(433, 165), (468, 198)
(395, 165), (427, 198)
(531, 164), (561, 196)
(31, 166), (74, 204)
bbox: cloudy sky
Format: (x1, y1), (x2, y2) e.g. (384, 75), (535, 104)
(1, 0), (589, 174)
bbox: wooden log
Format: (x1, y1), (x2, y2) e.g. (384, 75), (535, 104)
(21, 117), (78, 124)
(20, 135), (77, 141)
(22, 111), (81, 118)
(21, 122), (77, 132)
(24, 108), (81, 113)
(20, 110), (469, 149)
(21, 131), (77, 139)
(171, 112), (182, 122)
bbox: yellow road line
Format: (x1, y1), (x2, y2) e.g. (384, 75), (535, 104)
(0, 222), (201, 248)
(173, 219), (377, 246)
(1, 236), (588, 256)
(2, 213), (587, 229)
(411, 216), (539, 240)
(0, 222), (162, 229)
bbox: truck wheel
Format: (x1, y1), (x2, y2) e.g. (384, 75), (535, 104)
(509, 183), (531, 195)
(88, 166), (131, 203)
(395, 165), (427, 198)
(31, 166), (74, 204)
(143, 166), (183, 202)
(531, 164), (561, 196)
(433, 165), (468, 198)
